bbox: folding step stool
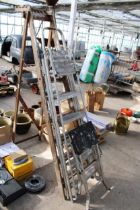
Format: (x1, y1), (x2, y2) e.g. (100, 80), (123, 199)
(68, 121), (110, 210)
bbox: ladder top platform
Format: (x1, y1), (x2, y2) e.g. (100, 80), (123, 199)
(15, 5), (53, 16)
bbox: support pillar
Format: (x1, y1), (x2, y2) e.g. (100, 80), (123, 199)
(120, 26), (124, 51)
(68, 0), (77, 58)
(101, 19), (106, 47)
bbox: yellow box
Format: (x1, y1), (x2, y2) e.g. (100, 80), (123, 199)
(5, 156), (33, 180)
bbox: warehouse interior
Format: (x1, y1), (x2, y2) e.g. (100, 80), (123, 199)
(0, 1), (140, 210)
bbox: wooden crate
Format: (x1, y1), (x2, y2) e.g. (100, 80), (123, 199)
(85, 90), (95, 113)
(85, 89), (105, 112)
(94, 90), (105, 111)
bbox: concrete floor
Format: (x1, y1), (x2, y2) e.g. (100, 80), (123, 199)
(0, 58), (140, 210)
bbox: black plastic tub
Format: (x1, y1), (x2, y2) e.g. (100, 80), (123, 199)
(16, 113), (32, 135)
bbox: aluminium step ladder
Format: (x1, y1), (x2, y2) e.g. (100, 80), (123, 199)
(41, 27), (87, 200)
(40, 27), (110, 208)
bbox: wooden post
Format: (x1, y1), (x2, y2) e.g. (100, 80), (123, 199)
(51, 10), (60, 49)
(47, 12), (60, 49)
(12, 11), (30, 141)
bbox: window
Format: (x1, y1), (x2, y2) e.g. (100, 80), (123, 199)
(12, 39), (17, 47)
(1, 14), (7, 24)
(26, 40), (32, 47)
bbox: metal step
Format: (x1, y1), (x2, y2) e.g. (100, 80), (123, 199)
(58, 91), (80, 102)
(62, 111), (84, 124)
(64, 150), (73, 160)
(53, 63), (76, 76)
(54, 91), (80, 106)
(52, 50), (68, 58)
(53, 59), (70, 63)
(66, 157), (76, 168)
(84, 162), (96, 180)
(50, 51), (76, 76)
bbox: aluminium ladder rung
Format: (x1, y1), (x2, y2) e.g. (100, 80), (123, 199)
(57, 91), (80, 102)
(66, 158), (77, 169)
(68, 169), (78, 181)
(84, 162), (96, 180)
(62, 111), (85, 125)
(54, 91), (80, 106)
(53, 59), (72, 63)
(53, 64), (76, 76)
(52, 50), (67, 57)
(53, 60), (75, 67)
(64, 151), (73, 160)
(50, 51), (76, 76)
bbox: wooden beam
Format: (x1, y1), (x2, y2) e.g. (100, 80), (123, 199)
(0, 0), (25, 6)
(0, 8), (15, 13)
(56, 13), (140, 34)
(56, 0), (140, 12)
(1, 0), (140, 12)
(0, 0), (45, 6)
(85, 11), (140, 30)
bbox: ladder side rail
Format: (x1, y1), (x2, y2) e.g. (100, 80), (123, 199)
(13, 11), (30, 141)
(93, 144), (110, 190)
(51, 12), (61, 50)
(43, 27), (67, 51)
(67, 74), (81, 112)
(74, 61), (88, 122)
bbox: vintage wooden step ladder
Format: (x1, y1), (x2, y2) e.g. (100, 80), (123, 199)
(12, 4), (64, 197)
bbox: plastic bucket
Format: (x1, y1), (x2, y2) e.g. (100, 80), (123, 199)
(114, 113), (130, 135)
(94, 51), (115, 83)
(0, 109), (4, 116)
(4, 111), (15, 120)
(0, 117), (12, 145)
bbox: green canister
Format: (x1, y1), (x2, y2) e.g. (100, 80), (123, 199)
(80, 45), (102, 83)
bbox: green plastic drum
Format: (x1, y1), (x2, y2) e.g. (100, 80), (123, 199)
(80, 45), (102, 83)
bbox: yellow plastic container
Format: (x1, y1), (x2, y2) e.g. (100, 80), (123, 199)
(5, 156), (33, 180)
